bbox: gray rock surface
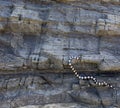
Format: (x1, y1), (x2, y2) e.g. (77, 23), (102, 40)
(17, 103), (96, 108)
(0, 0), (120, 72)
(0, 0), (120, 108)
(0, 73), (119, 108)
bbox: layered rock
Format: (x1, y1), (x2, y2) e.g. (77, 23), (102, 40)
(0, 73), (119, 108)
(0, 0), (120, 72)
(97, 14), (120, 36)
(17, 103), (98, 108)
(0, 0), (120, 107)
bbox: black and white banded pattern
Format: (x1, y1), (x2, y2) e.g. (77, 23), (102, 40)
(68, 56), (114, 89)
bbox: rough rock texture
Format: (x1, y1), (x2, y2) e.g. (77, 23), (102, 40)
(0, 73), (119, 108)
(17, 103), (99, 108)
(0, 0), (120, 72)
(0, 0), (120, 108)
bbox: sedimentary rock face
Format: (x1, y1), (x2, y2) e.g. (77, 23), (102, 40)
(0, 0), (120, 108)
(0, 0), (120, 72)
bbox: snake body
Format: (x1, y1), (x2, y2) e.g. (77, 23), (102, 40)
(68, 56), (113, 89)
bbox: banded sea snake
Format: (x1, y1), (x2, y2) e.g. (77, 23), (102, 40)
(68, 56), (114, 89)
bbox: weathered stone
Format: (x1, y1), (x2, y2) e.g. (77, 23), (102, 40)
(97, 14), (120, 36)
(81, 55), (103, 64)
(0, 73), (119, 107)
(72, 84), (80, 90)
(9, 5), (42, 35)
(70, 89), (101, 105)
(0, 23), (5, 31)
(99, 52), (120, 71)
(102, 0), (119, 3)
(0, 0), (119, 71)
(7, 78), (20, 89)
(17, 103), (91, 108)
(117, 88), (120, 106)
(0, 0), (120, 107)
(79, 79), (90, 87)
(96, 87), (115, 106)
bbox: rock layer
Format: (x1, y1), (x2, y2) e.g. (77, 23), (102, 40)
(0, 0), (120, 108)
(0, 73), (119, 108)
(0, 0), (120, 72)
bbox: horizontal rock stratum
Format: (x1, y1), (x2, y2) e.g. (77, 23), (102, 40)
(17, 103), (99, 108)
(0, 0), (120, 72)
(0, 0), (120, 108)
